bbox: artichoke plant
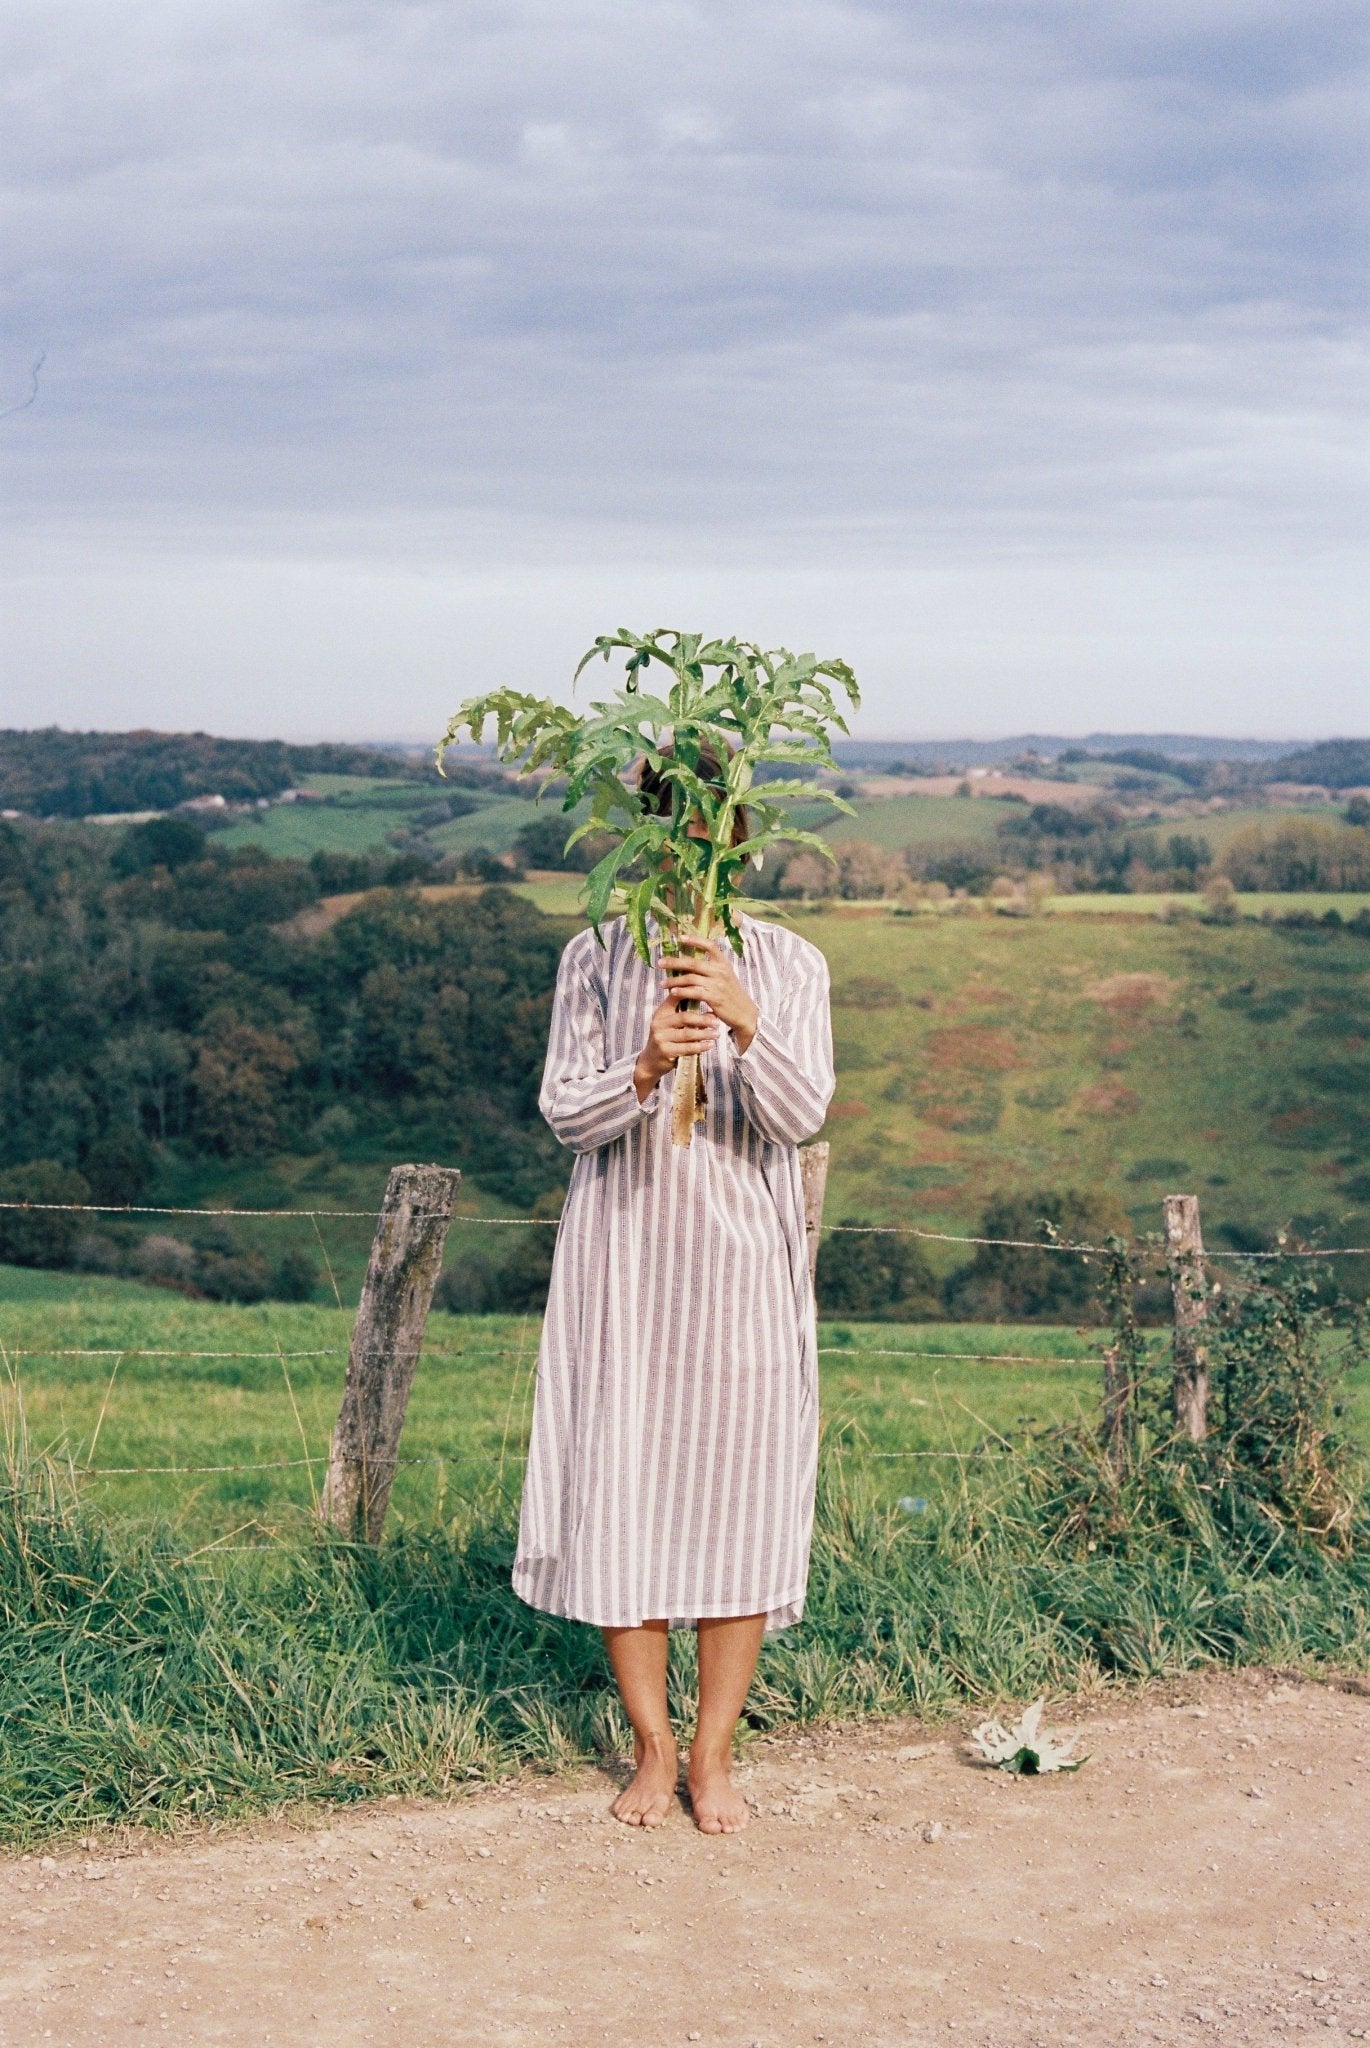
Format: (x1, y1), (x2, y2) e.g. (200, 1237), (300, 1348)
(437, 627), (859, 1144)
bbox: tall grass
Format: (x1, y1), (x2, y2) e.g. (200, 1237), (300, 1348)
(4, 1411), (1367, 1847)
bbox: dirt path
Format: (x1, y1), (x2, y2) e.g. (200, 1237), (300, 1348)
(5, 1669), (1369, 2048)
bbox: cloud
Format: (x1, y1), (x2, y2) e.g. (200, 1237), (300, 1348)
(0, 0), (1365, 732)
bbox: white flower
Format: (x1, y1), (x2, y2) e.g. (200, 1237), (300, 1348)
(967, 1699), (1088, 1775)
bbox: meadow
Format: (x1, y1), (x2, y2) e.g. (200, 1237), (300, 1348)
(5, 1256), (1367, 1840)
(794, 907), (1370, 1258)
(0, 1265), (1135, 1539)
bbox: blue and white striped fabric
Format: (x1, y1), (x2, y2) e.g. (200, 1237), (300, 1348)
(512, 912), (835, 1634)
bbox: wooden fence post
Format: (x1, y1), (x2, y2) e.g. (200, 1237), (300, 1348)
(321, 1163), (461, 1542)
(800, 1142), (830, 1283)
(1163, 1192), (1209, 1442)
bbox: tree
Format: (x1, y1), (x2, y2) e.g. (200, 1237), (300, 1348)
(192, 1020), (299, 1157)
(835, 841), (904, 899)
(776, 852), (833, 900)
(111, 816), (207, 876)
(1219, 820), (1370, 892)
(438, 628), (859, 1145)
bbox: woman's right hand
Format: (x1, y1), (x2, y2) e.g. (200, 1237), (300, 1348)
(633, 995), (720, 1101)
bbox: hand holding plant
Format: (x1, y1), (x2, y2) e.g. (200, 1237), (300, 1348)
(659, 934), (759, 1050)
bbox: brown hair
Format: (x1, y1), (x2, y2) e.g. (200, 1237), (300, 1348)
(637, 738), (751, 852)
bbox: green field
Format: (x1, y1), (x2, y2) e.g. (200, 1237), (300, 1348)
(217, 777), (436, 857)
(1, 1267), (1135, 1542)
(83, 893), (1370, 1280)
(782, 908), (1370, 1263)
(825, 791), (1017, 849)
(424, 793), (545, 856)
(510, 879), (1370, 924)
(216, 775), (554, 862)
(1044, 891), (1370, 918)
(211, 772), (1358, 893)
(6, 1243), (1368, 1553)
(1194, 803), (1341, 852)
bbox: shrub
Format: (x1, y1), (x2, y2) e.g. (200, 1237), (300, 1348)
(1201, 874), (1239, 924)
(943, 1188), (1129, 1322)
(437, 1193), (562, 1313)
(512, 815), (614, 873)
(132, 1234), (198, 1288)
(194, 1248), (273, 1303)
(1029, 1247), (1368, 1558)
(0, 1161), (90, 1268)
(816, 1222), (940, 1320)
(273, 1247), (320, 1303)
(81, 1127), (157, 1206)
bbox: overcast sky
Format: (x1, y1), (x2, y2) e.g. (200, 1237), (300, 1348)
(2, 0), (1366, 741)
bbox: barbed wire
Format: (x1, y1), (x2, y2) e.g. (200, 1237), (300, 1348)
(1, 1196), (1364, 1256)
(76, 1442), (1004, 1479)
(2, 1342), (1116, 1368)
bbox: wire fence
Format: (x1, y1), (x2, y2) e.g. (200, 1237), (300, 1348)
(0, 1189), (1361, 1514)
(2, 1197), (1367, 1257)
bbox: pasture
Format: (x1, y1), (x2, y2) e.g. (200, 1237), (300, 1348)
(793, 907), (1370, 1257)
(1, 1266), (1128, 1544)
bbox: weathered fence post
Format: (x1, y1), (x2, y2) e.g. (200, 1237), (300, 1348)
(1163, 1192), (1209, 1441)
(800, 1141), (830, 1283)
(321, 1163), (461, 1542)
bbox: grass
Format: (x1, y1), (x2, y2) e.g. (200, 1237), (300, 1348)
(1, 1272), (1133, 1538)
(1044, 892), (1370, 918)
(4, 1379), (1366, 1844)
(759, 908), (1370, 1270)
(4, 1257), (1366, 1844)
(4, 1268), (1366, 1540)
(217, 779), (436, 858)
(824, 792), (1018, 850)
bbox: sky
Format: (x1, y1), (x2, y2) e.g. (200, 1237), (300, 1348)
(1, 0), (1366, 742)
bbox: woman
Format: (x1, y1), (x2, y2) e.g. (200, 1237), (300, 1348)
(512, 765), (835, 1833)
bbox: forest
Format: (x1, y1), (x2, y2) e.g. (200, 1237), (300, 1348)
(0, 817), (572, 1262)
(0, 728), (425, 817)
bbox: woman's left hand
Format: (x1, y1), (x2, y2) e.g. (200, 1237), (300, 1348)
(660, 934), (760, 1052)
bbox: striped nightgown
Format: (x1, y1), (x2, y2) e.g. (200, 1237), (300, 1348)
(512, 911), (835, 1634)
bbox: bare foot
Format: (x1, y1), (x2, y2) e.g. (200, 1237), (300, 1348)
(687, 1747), (750, 1834)
(611, 1735), (678, 1828)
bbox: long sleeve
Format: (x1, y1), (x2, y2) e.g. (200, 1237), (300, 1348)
(538, 941), (662, 1153)
(731, 938), (834, 1146)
